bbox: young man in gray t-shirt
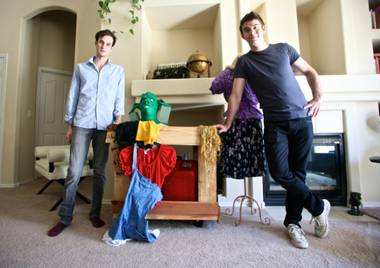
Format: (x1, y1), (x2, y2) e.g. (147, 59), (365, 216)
(217, 11), (330, 249)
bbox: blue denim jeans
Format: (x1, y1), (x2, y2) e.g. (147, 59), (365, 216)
(264, 117), (323, 227)
(59, 127), (109, 225)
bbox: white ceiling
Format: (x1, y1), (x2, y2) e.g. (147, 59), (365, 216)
(144, 3), (219, 30)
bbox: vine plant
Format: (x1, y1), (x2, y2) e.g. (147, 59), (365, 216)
(97, 0), (144, 34)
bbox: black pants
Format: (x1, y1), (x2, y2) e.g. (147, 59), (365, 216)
(264, 117), (323, 227)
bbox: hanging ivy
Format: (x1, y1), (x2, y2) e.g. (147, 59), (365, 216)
(98, 0), (114, 24)
(97, 0), (144, 35)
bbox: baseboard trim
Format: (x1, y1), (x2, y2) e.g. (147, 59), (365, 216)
(19, 178), (35, 185)
(363, 202), (380, 207)
(102, 199), (112, 205)
(0, 183), (19, 188)
(0, 178), (39, 188)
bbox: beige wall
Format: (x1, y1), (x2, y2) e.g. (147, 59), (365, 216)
(263, 0), (300, 50)
(141, 9), (153, 80)
(17, 17), (40, 184)
(297, 15), (312, 63)
(150, 29), (215, 75)
(239, 0), (299, 53)
(138, 0), (234, 77)
(340, 0), (375, 74)
(0, 0), (379, 205)
(308, 0), (346, 74)
(0, 0), (99, 187)
(38, 11), (76, 72)
(219, 0), (239, 68)
(213, 7), (222, 71)
(297, 0), (375, 75)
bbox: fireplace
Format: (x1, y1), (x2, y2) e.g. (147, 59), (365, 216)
(264, 133), (347, 206)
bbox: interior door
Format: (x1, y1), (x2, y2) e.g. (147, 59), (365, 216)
(36, 67), (72, 146)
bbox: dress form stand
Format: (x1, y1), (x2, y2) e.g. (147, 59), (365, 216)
(224, 177), (271, 226)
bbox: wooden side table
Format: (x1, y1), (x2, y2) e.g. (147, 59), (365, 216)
(107, 125), (220, 223)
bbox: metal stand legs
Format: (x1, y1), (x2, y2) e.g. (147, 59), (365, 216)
(224, 177), (271, 226)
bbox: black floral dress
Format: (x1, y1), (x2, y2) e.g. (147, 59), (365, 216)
(218, 118), (265, 180)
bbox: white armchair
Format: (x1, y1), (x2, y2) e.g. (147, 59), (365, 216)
(35, 145), (94, 211)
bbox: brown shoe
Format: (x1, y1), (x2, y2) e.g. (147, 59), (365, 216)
(89, 216), (105, 228)
(47, 222), (67, 237)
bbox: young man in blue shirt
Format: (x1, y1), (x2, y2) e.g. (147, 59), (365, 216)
(217, 12), (330, 249)
(48, 29), (125, 237)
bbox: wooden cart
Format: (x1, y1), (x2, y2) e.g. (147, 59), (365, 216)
(108, 125), (220, 222)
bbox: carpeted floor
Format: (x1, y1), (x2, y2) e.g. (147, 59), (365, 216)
(0, 178), (379, 268)
(362, 207), (380, 221)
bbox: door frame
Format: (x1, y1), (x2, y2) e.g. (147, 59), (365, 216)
(35, 66), (72, 146)
(0, 53), (8, 183)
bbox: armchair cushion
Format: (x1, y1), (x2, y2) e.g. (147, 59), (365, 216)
(35, 145), (94, 178)
(35, 145), (93, 211)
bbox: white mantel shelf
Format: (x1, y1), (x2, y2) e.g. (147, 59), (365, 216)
(298, 74), (380, 102)
(132, 75), (380, 106)
(131, 78), (224, 105)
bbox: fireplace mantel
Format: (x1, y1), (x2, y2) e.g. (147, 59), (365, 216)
(131, 74), (380, 207)
(297, 74), (380, 102)
(132, 75), (380, 108)
(131, 78), (225, 107)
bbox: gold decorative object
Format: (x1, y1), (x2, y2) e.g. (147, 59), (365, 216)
(186, 52), (212, 78)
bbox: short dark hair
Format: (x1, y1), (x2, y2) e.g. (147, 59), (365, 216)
(239, 11), (265, 35)
(95, 29), (117, 47)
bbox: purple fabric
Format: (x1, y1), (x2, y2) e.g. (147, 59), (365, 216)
(210, 68), (263, 120)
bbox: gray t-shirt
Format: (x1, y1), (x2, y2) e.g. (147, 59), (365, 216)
(234, 43), (308, 121)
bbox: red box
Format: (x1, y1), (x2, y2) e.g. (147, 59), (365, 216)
(162, 160), (198, 201)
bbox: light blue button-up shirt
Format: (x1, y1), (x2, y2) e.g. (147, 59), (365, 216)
(64, 57), (125, 130)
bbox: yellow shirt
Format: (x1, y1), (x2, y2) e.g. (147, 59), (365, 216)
(135, 121), (161, 145)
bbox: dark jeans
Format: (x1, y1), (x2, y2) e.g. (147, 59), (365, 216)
(59, 127), (109, 225)
(264, 117), (323, 227)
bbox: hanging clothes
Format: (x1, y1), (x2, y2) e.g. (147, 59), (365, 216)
(218, 118), (264, 180)
(118, 143), (176, 188)
(103, 143), (163, 245)
(135, 120), (161, 145)
(114, 121), (139, 149)
(210, 67), (264, 184)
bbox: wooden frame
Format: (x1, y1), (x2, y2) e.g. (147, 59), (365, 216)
(107, 125), (220, 222)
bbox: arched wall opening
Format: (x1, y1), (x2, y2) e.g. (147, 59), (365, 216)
(17, 8), (76, 183)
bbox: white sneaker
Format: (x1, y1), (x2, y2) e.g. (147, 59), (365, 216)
(287, 224), (309, 249)
(311, 199), (331, 238)
(150, 229), (160, 238)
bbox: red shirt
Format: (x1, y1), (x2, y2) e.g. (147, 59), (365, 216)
(119, 144), (176, 188)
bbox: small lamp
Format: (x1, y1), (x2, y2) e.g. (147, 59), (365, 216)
(347, 192), (363, 216)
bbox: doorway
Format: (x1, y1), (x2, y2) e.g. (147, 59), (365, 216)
(36, 67), (72, 146)
(17, 9), (76, 183)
